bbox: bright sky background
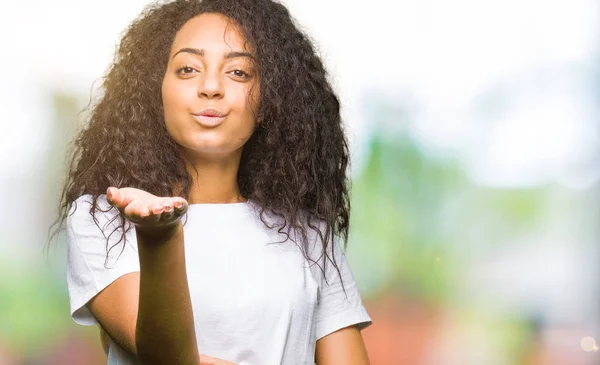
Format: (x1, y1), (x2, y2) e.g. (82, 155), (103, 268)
(0, 0), (598, 187)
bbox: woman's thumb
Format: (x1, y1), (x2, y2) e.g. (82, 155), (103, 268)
(106, 187), (120, 205)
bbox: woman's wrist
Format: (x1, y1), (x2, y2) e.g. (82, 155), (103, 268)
(135, 220), (183, 244)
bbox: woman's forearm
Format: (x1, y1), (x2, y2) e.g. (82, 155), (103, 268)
(135, 222), (200, 365)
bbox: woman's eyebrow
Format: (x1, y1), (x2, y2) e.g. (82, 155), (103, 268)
(172, 47), (255, 60)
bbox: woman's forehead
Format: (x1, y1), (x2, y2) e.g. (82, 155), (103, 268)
(170, 13), (251, 57)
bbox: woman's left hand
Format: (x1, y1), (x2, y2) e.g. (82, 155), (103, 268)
(200, 354), (239, 365)
(99, 328), (237, 364)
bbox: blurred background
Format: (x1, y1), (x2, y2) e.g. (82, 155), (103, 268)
(0, 0), (599, 364)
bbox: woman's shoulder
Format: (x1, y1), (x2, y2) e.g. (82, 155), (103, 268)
(69, 193), (111, 213)
(67, 194), (123, 232)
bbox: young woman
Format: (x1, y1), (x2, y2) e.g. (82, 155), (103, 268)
(58, 0), (372, 364)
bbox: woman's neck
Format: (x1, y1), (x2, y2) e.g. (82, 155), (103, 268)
(180, 149), (246, 204)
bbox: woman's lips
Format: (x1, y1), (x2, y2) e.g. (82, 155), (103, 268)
(192, 114), (226, 128)
(192, 108), (227, 127)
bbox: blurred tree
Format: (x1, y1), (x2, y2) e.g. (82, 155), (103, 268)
(349, 132), (464, 303)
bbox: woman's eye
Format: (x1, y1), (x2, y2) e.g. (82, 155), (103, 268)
(177, 66), (197, 75)
(230, 69), (250, 79)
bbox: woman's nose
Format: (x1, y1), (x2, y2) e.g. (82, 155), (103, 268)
(197, 71), (224, 99)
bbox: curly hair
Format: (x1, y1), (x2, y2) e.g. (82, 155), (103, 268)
(52, 0), (351, 287)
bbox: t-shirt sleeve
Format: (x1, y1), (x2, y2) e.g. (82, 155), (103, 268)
(313, 235), (372, 340)
(66, 194), (140, 326)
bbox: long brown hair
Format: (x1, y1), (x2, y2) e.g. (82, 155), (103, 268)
(51, 0), (351, 287)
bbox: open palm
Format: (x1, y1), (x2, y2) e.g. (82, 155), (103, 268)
(106, 187), (188, 236)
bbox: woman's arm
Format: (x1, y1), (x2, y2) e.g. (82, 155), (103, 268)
(87, 187), (234, 365)
(93, 274), (236, 365)
(315, 325), (370, 365)
(88, 218), (198, 364)
(135, 222), (199, 365)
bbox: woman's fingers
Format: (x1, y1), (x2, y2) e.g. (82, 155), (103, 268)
(156, 198), (188, 222)
(172, 197), (188, 215)
(106, 187), (122, 207)
(199, 354), (217, 364)
(199, 354), (239, 365)
(123, 197), (186, 224)
(158, 202), (175, 222)
(106, 187), (138, 209)
(123, 200), (151, 221)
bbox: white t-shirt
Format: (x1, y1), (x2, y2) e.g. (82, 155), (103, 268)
(66, 194), (372, 365)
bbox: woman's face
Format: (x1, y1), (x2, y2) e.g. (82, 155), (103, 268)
(162, 13), (259, 159)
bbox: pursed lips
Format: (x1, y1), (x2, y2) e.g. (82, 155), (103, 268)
(193, 107), (226, 118)
(192, 108), (227, 127)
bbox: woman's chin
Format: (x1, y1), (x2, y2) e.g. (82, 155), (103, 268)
(180, 141), (243, 159)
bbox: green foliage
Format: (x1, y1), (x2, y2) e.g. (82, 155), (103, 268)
(347, 131), (548, 306)
(0, 262), (71, 354)
(348, 133), (465, 303)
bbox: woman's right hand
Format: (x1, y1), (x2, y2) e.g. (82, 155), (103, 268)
(106, 186), (188, 238)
